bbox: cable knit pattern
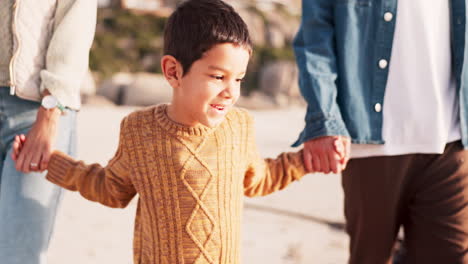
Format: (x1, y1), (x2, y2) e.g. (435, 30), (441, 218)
(46, 104), (307, 264)
(0, 0), (13, 85)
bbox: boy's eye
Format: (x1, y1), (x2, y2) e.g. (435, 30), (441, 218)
(236, 78), (245, 83)
(211, 75), (224, 80)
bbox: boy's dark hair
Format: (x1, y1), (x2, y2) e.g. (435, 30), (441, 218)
(163, 0), (252, 75)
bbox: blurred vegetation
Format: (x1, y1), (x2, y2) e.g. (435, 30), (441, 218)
(244, 45), (295, 93)
(90, 7), (295, 93)
(90, 8), (167, 77)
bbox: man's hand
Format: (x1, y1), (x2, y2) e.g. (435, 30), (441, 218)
(303, 136), (351, 174)
(14, 107), (60, 172)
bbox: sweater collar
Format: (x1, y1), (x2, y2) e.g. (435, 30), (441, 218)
(154, 104), (216, 137)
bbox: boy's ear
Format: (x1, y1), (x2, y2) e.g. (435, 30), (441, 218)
(161, 55), (183, 88)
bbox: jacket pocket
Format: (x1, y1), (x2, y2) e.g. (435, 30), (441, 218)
(333, 1), (373, 35)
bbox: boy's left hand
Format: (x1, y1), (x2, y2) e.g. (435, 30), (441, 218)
(334, 136), (351, 170)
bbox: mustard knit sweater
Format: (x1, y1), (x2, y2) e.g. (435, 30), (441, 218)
(46, 104), (307, 264)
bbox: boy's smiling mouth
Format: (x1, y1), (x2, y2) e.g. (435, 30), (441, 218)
(210, 104), (228, 111)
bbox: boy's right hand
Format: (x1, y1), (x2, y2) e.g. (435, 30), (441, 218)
(303, 136), (350, 174)
(11, 134), (26, 162)
(12, 133), (53, 172)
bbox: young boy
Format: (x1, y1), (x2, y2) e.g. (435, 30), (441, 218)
(13, 0), (344, 263)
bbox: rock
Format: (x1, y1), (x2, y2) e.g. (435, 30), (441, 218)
(266, 25), (285, 49)
(97, 72), (134, 104)
(97, 72), (172, 106)
(238, 9), (266, 46)
(258, 61), (306, 108)
(81, 95), (116, 106)
(255, 0), (301, 16)
(224, 0), (247, 9)
(259, 61), (299, 97)
(123, 0), (161, 10)
(236, 91), (278, 110)
(80, 70), (97, 97)
(121, 0), (181, 10)
(141, 54), (161, 71)
(122, 72), (172, 106)
(264, 11), (300, 44)
(274, 94), (290, 108)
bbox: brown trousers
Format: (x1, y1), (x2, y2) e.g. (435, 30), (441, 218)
(342, 141), (468, 264)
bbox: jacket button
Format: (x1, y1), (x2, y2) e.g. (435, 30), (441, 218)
(374, 103), (382, 112)
(379, 59), (388, 69)
(384, 12), (393, 22)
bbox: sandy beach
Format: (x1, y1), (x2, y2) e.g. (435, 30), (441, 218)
(46, 105), (349, 264)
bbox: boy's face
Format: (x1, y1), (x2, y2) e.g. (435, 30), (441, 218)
(172, 43), (250, 127)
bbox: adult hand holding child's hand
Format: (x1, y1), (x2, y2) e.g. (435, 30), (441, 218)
(303, 136), (350, 174)
(12, 107), (60, 173)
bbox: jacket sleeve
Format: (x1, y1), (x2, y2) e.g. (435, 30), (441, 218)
(46, 117), (137, 208)
(243, 113), (308, 197)
(39, 0), (97, 108)
(292, 0), (350, 147)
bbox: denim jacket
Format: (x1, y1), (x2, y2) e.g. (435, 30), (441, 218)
(292, 0), (468, 147)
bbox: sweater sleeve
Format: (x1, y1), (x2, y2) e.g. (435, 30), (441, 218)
(46, 117), (136, 208)
(243, 112), (308, 197)
(39, 0), (97, 109)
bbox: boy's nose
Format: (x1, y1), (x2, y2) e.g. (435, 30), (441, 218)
(222, 84), (240, 99)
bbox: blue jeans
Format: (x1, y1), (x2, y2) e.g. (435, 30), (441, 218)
(0, 88), (77, 264)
